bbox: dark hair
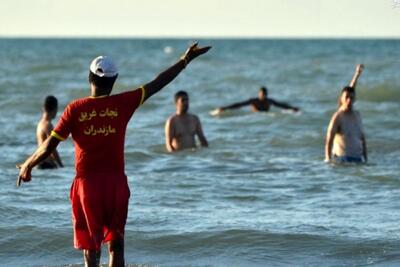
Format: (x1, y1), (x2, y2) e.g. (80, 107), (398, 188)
(43, 95), (58, 112)
(88, 71), (118, 90)
(341, 86), (355, 94)
(338, 86), (356, 107)
(260, 86), (267, 94)
(174, 90), (189, 103)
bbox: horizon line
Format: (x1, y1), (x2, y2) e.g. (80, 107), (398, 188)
(1, 35), (400, 40)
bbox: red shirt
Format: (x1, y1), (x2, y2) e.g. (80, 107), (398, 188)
(52, 88), (144, 177)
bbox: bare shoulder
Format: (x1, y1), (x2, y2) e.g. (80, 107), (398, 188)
(189, 113), (201, 122)
(331, 110), (343, 121)
(328, 110), (343, 129)
(166, 114), (178, 125)
(353, 110), (363, 122)
(189, 113), (199, 119)
(37, 119), (50, 131)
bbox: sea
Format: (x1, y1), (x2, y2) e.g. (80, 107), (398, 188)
(0, 38), (399, 267)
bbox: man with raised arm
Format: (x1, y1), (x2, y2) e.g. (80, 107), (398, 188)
(325, 64), (367, 163)
(17, 43), (210, 267)
(165, 90), (208, 152)
(211, 86), (299, 115)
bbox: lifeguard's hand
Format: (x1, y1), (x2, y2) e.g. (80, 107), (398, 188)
(16, 163), (32, 187)
(182, 43), (211, 65)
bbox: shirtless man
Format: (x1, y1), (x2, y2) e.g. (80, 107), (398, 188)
(211, 86), (299, 115)
(165, 91), (208, 152)
(325, 64), (367, 163)
(36, 95), (63, 169)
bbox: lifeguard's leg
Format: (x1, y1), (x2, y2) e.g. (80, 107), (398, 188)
(108, 238), (124, 267)
(83, 249), (101, 267)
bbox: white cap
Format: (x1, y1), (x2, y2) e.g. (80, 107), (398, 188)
(89, 56), (118, 77)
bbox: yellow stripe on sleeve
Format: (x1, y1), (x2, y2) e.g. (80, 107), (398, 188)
(139, 86), (146, 106)
(51, 131), (66, 141)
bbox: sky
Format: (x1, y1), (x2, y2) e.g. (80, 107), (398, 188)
(1, 0), (400, 38)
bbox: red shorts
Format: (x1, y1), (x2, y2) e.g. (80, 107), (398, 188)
(70, 174), (130, 250)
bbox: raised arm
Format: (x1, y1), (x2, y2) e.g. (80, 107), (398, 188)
(270, 99), (299, 112)
(349, 64), (364, 89)
(142, 43), (211, 102)
(17, 136), (60, 186)
(324, 112), (340, 162)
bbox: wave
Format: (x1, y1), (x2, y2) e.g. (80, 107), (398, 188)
(4, 226), (399, 266)
(122, 229), (400, 266)
(359, 84), (400, 102)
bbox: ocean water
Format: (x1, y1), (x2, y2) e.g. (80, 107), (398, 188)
(0, 38), (400, 267)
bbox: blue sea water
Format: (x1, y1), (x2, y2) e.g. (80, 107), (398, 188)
(0, 38), (400, 267)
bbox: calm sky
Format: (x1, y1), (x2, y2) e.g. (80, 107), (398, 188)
(1, 0), (400, 38)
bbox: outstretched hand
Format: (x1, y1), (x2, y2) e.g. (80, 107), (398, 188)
(210, 108), (223, 116)
(182, 43), (211, 65)
(16, 163), (32, 187)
